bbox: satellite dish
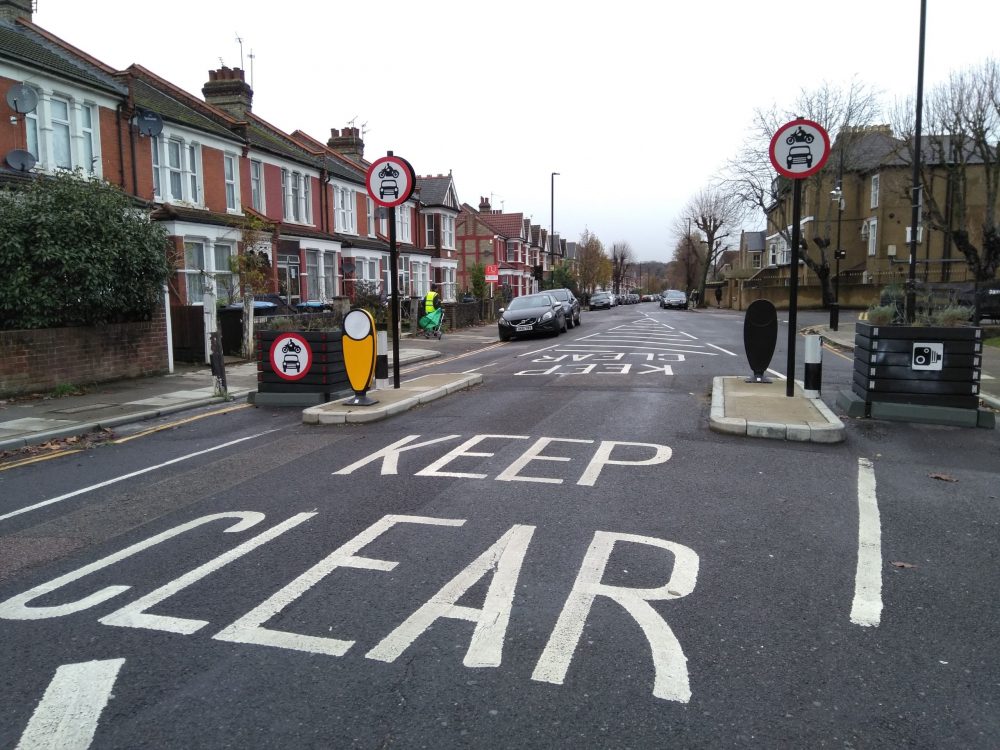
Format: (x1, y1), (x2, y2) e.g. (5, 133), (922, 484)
(6, 149), (37, 172)
(134, 109), (164, 137)
(5, 84), (38, 115)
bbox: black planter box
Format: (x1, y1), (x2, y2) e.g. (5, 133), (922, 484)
(254, 330), (350, 402)
(853, 322), (982, 411)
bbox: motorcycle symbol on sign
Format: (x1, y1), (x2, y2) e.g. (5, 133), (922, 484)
(785, 126), (815, 145)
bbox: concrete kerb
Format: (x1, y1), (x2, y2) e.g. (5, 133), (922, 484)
(709, 376), (846, 443)
(302, 373), (482, 426)
(0, 388), (253, 452)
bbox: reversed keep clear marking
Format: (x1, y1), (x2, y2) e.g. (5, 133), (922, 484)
(0, 431), (277, 523)
(16, 658), (124, 750)
(851, 457), (883, 627)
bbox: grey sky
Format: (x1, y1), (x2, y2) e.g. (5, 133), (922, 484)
(35, 0), (999, 261)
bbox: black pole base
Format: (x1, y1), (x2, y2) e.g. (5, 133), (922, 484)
(829, 302), (840, 332)
(347, 392), (379, 406)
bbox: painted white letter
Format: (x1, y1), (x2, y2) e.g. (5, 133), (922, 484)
(496, 438), (593, 485)
(213, 514), (464, 656)
(0, 512), (265, 621)
(332, 435), (461, 476)
(99, 513), (315, 634)
(577, 441), (672, 487)
(366, 524), (534, 667)
(531, 531), (698, 703)
(415, 434), (529, 479)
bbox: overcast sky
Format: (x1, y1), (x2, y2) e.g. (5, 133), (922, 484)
(34, 0), (998, 262)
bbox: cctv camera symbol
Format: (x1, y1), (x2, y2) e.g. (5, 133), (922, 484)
(912, 345), (942, 368)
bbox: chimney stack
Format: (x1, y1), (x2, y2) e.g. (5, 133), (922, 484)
(478, 196), (491, 212)
(0, 0), (32, 21)
(202, 67), (253, 119)
(328, 126), (364, 163)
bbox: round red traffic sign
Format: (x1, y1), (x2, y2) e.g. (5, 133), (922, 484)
(769, 119), (830, 180)
(366, 155), (416, 209)
(268, 333), (312, 382)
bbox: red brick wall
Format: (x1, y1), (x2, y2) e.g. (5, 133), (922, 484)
(264, 163), (283, 221)
(0, 307), (169, 397)
(202, 146), (225, 212)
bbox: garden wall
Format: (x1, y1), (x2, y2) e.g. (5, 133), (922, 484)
(0, 308), (168, 397)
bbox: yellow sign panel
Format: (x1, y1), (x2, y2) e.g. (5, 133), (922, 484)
(343, 308), (377, 397)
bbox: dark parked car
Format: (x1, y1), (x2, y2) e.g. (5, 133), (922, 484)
(660, 290), (687, 309)
(498, 293), (567, 341)
(548, 287), (582, 328)
(589, 291), (612, 310)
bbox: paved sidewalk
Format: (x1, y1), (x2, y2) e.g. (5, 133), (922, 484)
(0, 347), (439, 452)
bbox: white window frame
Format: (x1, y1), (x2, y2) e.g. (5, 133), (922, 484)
(80, 103), (96, 174)
(50, 95), (72, 170)
(151, 135), (161, 197)
(281, 168), (290, 218)
(303, 176), (312, 224)
(751, 253), (762, 269)
(870, 174), (880, 209)
(336, 186), (357, 234)
(367, 197), (375, 237)
(166, 139), (184, 201)
(187, 143), (201, 204)
(867, 219), (878, 256)
(425, 214), (436, 247)
(506, 240), (518, 263)
(442, 215), (455, 249)
(224, 154), (238, 211)
(250, 159), (264, 212)
(905, 226), (924, 244)
(395, 205), (411, 243)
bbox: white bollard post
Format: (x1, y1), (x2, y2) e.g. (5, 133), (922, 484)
(375, 329), (389, 390)
(803, 334), (822, 398)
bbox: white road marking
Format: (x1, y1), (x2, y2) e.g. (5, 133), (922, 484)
(0, 431), (277, 523)
(0, 513), (265, 620)
(531, 531), (699, 703)
(366, 524), (535, 667)
(213, 515), (465, 656)
(707, 343), (738, 356)
(851, 457), (883, 627)
(766, 368), (787, 380)
(99, 513), (316, 634)
(15, 658), (124, 750)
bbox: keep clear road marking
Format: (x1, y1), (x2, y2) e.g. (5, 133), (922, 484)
(851, 457), (883, 627)
(16, 658), (124, 750)
(0, 431), (278, 524)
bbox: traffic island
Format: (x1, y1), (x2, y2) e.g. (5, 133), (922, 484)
(710, 376), (845, 443)
(302, 373), (482, 425)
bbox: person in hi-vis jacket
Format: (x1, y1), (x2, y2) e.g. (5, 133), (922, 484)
(424, 285), (441, 315)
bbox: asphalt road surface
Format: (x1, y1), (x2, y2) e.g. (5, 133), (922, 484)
(1, 305), (997, 749)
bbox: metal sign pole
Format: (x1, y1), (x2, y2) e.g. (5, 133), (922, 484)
(786, 179), (802, 397)
(388, 204), (401, 389)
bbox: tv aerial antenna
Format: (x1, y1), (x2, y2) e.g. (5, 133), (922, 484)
(235, 33), (245, 69)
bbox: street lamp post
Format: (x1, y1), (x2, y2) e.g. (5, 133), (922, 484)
(550, 172), (559, 287)
(830, 180), (845, 332)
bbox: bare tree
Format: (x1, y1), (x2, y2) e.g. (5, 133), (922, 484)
(667, 233), (704, 294)
(577, 229), (610, 295)
(891, 59), (1000, 303)
(676, 188), (741, 306)
(724, 79), (883, 305)
(610, 242), (633, 295)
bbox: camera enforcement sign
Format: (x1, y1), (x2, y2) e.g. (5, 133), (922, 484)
(912, 342), (944, 371)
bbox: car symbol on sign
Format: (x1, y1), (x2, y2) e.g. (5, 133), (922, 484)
(380, 179), (398, 199)
(787, 145), (813, 169)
